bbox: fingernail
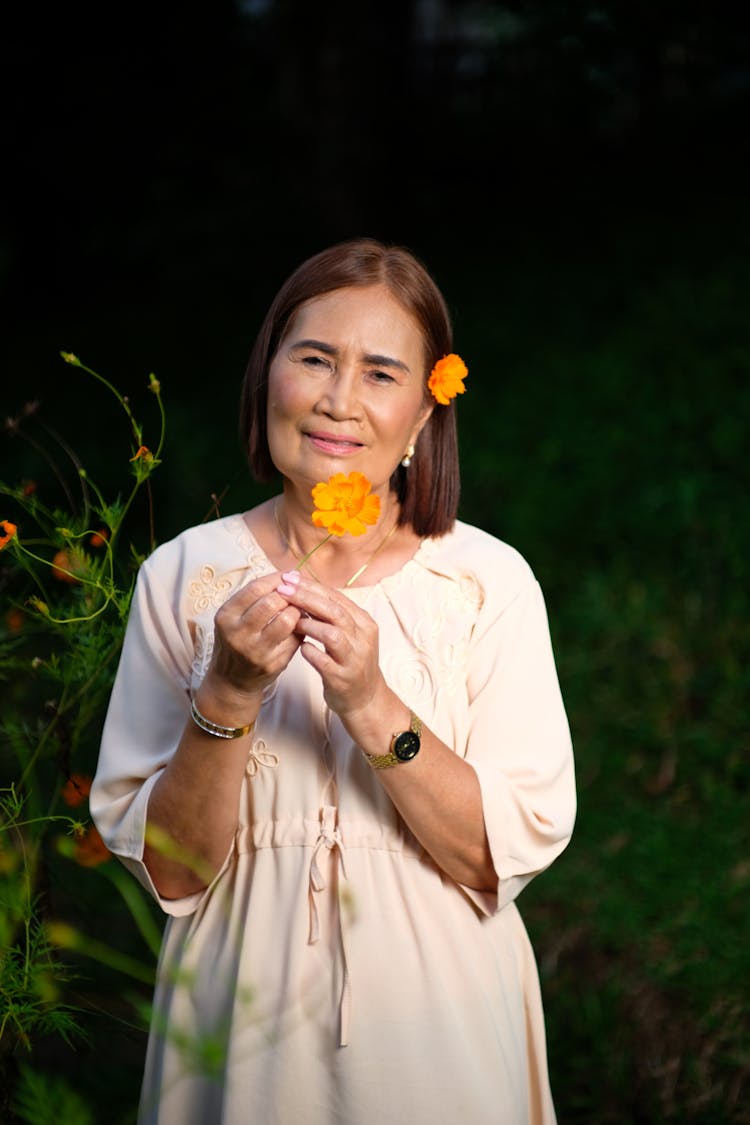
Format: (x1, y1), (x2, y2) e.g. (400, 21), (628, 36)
(277, 582), (297, 596)
(281, 570), (301, 584)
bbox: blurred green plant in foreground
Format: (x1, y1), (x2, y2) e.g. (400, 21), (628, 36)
(0, 354), (165, 1123)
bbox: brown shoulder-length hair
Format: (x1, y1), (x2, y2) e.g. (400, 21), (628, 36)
(240, 238), (459, 536)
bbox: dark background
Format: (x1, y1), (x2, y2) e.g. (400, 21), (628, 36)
(4, 0), (749, 534)
(2, 2), (749, 1121)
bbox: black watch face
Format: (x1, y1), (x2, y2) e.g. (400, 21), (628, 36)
(393, 730), (420, 762)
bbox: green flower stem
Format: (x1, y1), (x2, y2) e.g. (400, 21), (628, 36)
(77, 469), (108, 514)
(5, 542), (53, 606)
(152, 387), (166, 463)
(64, 356), (143, 448)
(107, 473), (151, 552)
(16, 639), (120, 790)
(0, 815), (82, 834)
(295, 533), (332, 572)
(10, 537), (117, 625)
(15, 681), (72, 790)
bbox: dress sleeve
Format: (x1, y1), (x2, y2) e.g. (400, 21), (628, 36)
(90, 556), (225, 916)
(460, 575), (576, 917)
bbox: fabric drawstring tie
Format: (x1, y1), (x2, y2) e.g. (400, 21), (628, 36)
(308, 804), (352, 1047)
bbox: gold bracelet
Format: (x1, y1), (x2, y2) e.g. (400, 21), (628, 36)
(190, 698), (255, 740)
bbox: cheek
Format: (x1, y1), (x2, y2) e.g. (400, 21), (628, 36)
(267, 369), (309, 423)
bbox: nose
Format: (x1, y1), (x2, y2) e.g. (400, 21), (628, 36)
(317, 365), (361, 420)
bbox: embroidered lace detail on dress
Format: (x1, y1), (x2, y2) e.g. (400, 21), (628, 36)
(245, 738), (280, 778)
(191, 622), (212, 684)
(226, 513), (276, 576)
(188, 520), (275, 686)
(188, 565), (234, 614)
(377, 561), (486, 705)
(382, 648), (437, 706)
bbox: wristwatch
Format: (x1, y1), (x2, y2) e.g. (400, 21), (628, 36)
(364, 712), (422, 770)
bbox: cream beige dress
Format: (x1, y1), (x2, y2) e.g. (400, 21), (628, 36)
(91, 515), (576, 1125)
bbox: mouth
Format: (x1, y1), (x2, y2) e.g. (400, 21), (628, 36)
(305, 431), (364, 456)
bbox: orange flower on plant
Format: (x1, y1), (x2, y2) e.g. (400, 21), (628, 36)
(6, 608), (24, 632)
(89, 528), (108, 548)
(0, 520), (17, 549)
(428, 353), (468, 405)
(72, 825), (110, 867)
(51, 548), (85, 583)
(311, 472), (381, 538)
(61, 773), (92, 808)
(130, 445), (153, 462)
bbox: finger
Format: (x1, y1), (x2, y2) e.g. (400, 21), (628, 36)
(226, 570), (290, 614)
(276, 576), (354, 629)
(210, 611), (302, 690)
(220, 585), (300, 633)
(265, 633), (304, 676)
(293, 613), (347, 655)
(261, 604), (303, 645)
(299, 638), (331, 676)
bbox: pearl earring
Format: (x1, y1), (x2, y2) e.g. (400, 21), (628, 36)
(401, 444), (415, 468)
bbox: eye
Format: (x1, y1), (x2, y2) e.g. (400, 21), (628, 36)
(302, 354), (331, 369)
(367, 368), (396, 385)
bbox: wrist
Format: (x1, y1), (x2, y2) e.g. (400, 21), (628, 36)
(341, 685), (411, 758)
(194, 676), (263, 729)
(363, 710), (422, 770)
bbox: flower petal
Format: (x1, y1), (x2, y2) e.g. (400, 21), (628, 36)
(428, 353), (468, 404)
(310, 472), (380, 540)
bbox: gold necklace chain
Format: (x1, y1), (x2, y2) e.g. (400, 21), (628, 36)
(273, 499), (399, 588)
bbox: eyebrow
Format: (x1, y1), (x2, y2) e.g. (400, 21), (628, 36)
(291, 339), (411, 375)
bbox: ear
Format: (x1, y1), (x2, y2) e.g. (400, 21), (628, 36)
(409, 400), (434, 448)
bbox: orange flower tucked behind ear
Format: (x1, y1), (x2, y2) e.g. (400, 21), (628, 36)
(311, 472), (381, 537)
(428, 354), (468, 405)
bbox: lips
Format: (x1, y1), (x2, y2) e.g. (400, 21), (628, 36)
(306, 431), (364, 456)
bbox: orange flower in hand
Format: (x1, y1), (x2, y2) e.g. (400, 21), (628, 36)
(311, 472), (381, 538)
(428, 353), (468, 405)
(0, 520), (18, 549)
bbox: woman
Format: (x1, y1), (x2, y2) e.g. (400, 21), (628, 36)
(91, 238), (576, 1124)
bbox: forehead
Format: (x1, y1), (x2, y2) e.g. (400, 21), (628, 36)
(284, 285), (425, 355)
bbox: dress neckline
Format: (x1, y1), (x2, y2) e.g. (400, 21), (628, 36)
(227, 513), (437, 597)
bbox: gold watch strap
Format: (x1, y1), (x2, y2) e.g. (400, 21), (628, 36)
(364, 711), (422, 769)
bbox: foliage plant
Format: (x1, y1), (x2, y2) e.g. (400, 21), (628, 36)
(0, 354), (165, 1122)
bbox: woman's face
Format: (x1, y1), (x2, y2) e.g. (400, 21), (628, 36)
(266, 284), (433, 499)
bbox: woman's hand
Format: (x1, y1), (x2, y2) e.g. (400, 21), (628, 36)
(144, 571), (305, 898)
(200, 571), (304, 712)
(276, 570), (496, 893)
(276, 571), (387, 730)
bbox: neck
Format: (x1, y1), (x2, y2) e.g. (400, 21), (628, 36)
(276, 483), (401, 586)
